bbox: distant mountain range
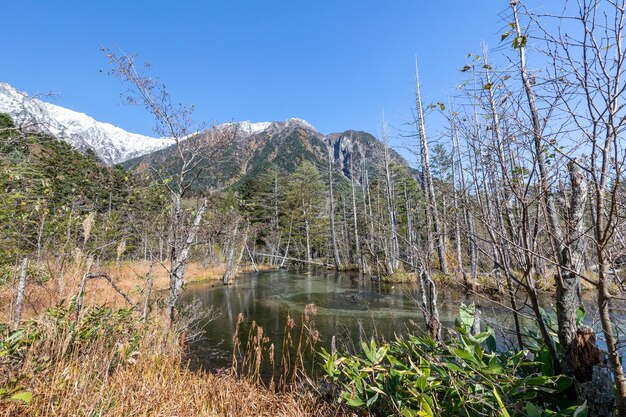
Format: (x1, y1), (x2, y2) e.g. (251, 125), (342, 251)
(0, 82), (175, 164)
(0, 82), (413, 185)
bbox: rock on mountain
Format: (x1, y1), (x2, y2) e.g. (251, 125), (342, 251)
(124, 117), (414, 191)
(0, 82), (175, 164)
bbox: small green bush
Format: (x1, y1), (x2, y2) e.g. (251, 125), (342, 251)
(321, 305), (586, 417)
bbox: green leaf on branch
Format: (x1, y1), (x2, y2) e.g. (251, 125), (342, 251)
(512, 35), (527, 49)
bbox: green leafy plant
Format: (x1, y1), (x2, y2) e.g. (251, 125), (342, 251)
(321, 306), (585, 416)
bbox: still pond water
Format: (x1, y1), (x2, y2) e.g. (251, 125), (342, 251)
(181, 268), (593, 375)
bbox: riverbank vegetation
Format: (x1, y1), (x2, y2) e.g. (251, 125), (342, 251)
(1, 300), (590, 416)
(322, 304), (586, 416)
(0, 303), (334, 417)
(1, 0), (626, 415)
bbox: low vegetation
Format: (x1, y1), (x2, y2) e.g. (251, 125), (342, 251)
(1, 300), (592, 417)
(0, 303), (336, 417)
(322, 305), (586, 417)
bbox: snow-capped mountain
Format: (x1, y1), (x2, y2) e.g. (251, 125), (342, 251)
(0, 82), (175, 164)
(0, 82), (318, 165)
(219, 118), (315, 136)
(221, 120), (272, 135)
(124, 114), (414, 192)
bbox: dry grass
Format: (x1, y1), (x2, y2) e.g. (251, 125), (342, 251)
(381, 270), (416, 283)
(0, 304), (341, 417)
(1, 355), (335, 417)
(0, 260), (266, 323)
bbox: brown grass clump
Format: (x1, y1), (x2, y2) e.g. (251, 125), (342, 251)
(2, 354), (334, 417)
(0, 304), (340, 417)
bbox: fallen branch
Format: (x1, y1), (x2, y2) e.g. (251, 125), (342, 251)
(254, 253), (333, 267)
(86, 272), (135, 307)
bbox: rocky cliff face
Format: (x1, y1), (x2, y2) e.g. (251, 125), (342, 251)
(123, 118), (413, 191)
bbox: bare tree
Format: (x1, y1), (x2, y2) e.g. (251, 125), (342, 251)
(414, 61), (448, 275)
(349, 157), (364, 272)
(327, 139), (342, 271)
(12, 257), (28, 330)
(518, 0), (626, 411)
(381, 117), (400, 274)
(104, 48), (231, 333)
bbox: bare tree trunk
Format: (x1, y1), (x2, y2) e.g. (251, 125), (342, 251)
(303, 204), (311, 262)
(246, 243), (259, 272)
(327, 140), (342, 271)
(165, 198), (208, 327)
(451, 151), (463, 279)
(598, 265), (626, 414)
(12, 257), (28, 330)
(404, 184), (416, 270)
(142, 262), (155, 321)
(558, 160), (588, 375)
(223, 219), (241, 284)
(226, 228), (247, 283)
(361, 156), (373, 275)
(418, 264), (440, 341)
(281, 216), (294, 268)
(350, 158), (363, 272)
(382, 118), (400, 273)
(512, 3), (564, 373)
(415, 61), (448, 274)
(36, 214), (46, 262)
(452, 121), (477, 290)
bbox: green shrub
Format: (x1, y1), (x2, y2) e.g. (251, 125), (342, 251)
(321, 305), (586, 417)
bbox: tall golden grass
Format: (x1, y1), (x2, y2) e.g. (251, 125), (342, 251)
(0, 257), (346, 416)
(231, 304), (322, 394)
(0, 303), (341, 417)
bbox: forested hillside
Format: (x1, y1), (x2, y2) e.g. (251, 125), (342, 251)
(0, 113), (164, 265)
(122, 118), (413, 191)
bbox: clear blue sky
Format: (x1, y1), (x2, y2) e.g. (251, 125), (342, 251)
(1, 1), (510, 147)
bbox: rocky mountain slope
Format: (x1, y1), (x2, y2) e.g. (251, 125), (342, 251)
(123, 118), (413, 191)
(0, 82), (413, 187)
(0, 82), (175, 164)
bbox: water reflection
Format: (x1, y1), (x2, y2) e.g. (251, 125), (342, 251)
(182, 268), (626, 378)
(182, 268), (540, 372)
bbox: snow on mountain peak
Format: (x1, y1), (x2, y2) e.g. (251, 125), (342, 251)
(284, 118), (316, 130)
(221, 120), (272, 135)
(0, 82), (319, 165)
(220, 118), (316, 136)
(0, 82), (175, 165)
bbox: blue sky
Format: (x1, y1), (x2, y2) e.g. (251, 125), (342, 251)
(1, 1), (510, 149)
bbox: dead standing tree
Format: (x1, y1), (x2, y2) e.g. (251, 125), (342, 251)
(105, 48), (231, 334)
(408, 60), (446, 341)
(327, 138), (342, 271)
(515, 1), (626, 412)
(414, 61), (448, 275)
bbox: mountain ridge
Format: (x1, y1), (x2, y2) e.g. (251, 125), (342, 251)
(123, 117), (414, 191)
(0, 82), (177, 164)
(0, 82), (414, 188)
